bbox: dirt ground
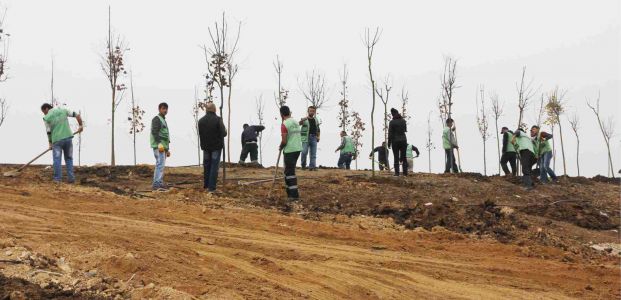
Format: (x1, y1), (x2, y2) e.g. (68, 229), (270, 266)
(0, 164), (619, 299)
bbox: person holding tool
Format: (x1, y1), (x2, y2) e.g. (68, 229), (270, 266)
(280, 106), (302, 200)
(41, 103), (83, 183)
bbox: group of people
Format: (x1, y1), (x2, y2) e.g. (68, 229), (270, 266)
(40, 100), (555, 200)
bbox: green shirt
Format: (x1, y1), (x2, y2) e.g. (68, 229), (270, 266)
(43, 107), (75, 144)
(535, 132), (552, 157)
(300, 117), (321, 143)
(340, 136), (355, 154)
(150, 115), (170, 150)
(514, 131), (534, 155)
(406, 144), (414, 158)
(442, 127), (457, 150)
(283, 118), (302, 154)
(505, 132), (516, 153)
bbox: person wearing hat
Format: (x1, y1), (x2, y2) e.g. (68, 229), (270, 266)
(239, 123), (265, 165)
(500, 126), (517, 176)
(442, 118), (459, 173)
(388, 108), (408, 176)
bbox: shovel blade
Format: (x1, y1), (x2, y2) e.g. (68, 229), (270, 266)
(3, 170), (20, 177)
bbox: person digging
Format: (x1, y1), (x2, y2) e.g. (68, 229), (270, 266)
(41, 103), (84, 183)
(239, 123), (265, 165)
(335, 131), (355, 170)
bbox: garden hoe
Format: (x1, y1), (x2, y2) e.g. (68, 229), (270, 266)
(3, 148), (51, 177)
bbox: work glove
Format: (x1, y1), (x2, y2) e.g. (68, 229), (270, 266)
(166, 151), (171, 158)
(158, 143), (165, 153)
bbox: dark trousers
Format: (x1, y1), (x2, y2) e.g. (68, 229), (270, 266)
(239, 142), (258, 163)
(283, 151), (300, 198)
(203, 149), (222, 191)
(391, 141), (408, 175)
(500, 152), (517, 176)
(444, 148), (459, 173)
(337, 153), (353, 170)
(378, 159), (388, 170)
(519, 150), (534, 187)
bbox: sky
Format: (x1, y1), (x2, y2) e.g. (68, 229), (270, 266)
(0, 0), (619, 177)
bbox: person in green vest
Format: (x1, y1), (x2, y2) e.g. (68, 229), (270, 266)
(280, 106), (302, 199)
(299, 106), (320, 171)
(512, 128), (535, 189)
(531, 125), (557, 184)
(335, 131), (355, 170)
(150, 102), (170, 191)
(500, 127), (517, 176)
(41, 103), (83, 183)
(442, 118), (459, 173)
(405, 144), (420, 173)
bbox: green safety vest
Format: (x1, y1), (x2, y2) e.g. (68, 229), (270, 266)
(43, 107), (74, 144)
(341, 136), (355, 154)
(505, 132), (516, 153)
(283, 118), (302, 154)
(442, 127), (452, 149)
(536, 132), (552, 156)
(300, 117), (320, 143)
(514, 132), (534, 155)
(150, 115), (170, 150)
(406, 144), (414, 158)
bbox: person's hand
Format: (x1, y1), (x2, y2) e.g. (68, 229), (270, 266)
(301, 117), (308, 122)
(158, 143), (165, 153)
(76, 125), (84, 133)
(454, 146), (459, 149)
(279, 144), (285, 151)
(317, 137), (320, 142)
(416, 155), (420, 158)
(48, 143), (52, 150)
(166, 151), (171, 158)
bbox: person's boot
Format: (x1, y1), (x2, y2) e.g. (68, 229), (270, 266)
(523, 175), (534, 190)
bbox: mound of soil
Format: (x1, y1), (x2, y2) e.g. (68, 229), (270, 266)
(0, 274), (104, 300)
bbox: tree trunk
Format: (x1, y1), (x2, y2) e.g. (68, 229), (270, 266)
(227, 86), (232, 164)
(605, 139), (615, 178)
(575, 136), (580, 177)
(427, 148), (431, 173)
(482, 140), (487, 176)
(111, 89), (116, 167)
(557, 120), (567, 176)
(219, 88), (226, 181)
(133, 130), (136, 166)
(368, 59), (376, 177)
(494, 119), (500, 174)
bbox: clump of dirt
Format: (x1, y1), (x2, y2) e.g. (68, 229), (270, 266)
(520, 200), (619, 230)
(0, 274), (104, 300)
(76, 165), (152, 179)
(592, 175), (620, 185)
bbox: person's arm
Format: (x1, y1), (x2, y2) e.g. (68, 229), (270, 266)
(317, 123), (321, 141)
(298, 117), (307, 126)
(413, 146), (420, 157)
(255, 125), (266, 132)
(241, 132), (244, 146)
(219, 117), (227, 138)
(151, 116), (162, 144)
(369, 147), (378, 157)
(502, 132), (508, 153)
(450, 130), (458, 148)
(388, 122), (394, 148)
(279, 124), (287, 150)
(44, 120), (52, 148)
(541, 132), (553, 140)
(335, 137), (345, 152)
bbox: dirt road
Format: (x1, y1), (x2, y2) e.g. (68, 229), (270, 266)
(0, 165), (619, 299)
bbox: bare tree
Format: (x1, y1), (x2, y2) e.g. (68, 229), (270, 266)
(337, 64), (351, 132)
(425, 111), (434, 173)
(300, 69), (329, 110)
(77, 109), (85, 166)
(587, 93), (615, 177)
(544, 87), (568, 175)
(534, 93), (546, 127)
(225, 60), (239, 164)
(363, 27), (381, 176)
(568, 112), (580, 176)
(350, 111), (365, 170)
(476, 85), (491, 175)
(516, 66), (536, 129)
(0, 98), (7, 128)
(191, 86), (203, 166)
(50, 55), (61, 107)
(203, 12), (241, 176)
(273, 55), (288, 108)
(255, 95), (265, 165)
(128, 72), (145, 166)
(400, 86), (410, 121)
(490, 92), (503, 174)
(0, 6), (9, 83)
(439, 56), (459, 120)
(375, 76), (392, 148)
(100, 6), (128, 167)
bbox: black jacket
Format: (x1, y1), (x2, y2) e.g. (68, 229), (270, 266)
(198, 112), (227, 151)
(502, 131), (513, 153)
(370, 146), (389, 163)
(388, 116), (407, 146)
(241, 125), (265, 144)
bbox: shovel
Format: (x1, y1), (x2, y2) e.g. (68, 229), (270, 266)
(267, 150), (282, 198)
(3, 149), (51, 177)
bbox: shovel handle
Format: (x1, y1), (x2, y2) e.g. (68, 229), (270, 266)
(17, 131), (81, 172)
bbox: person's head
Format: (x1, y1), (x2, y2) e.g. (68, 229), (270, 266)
(40, 103), (53, 115)
(446, 118), (454, 127)
(340, 130), (347, 137)
(158, 102), (169, 116)
(205, 102), (217, 113)
(382, 141), (387, 147)
(307, 106), (316, 117)
(530, 125), (540, 136)
(390, 108), (399, 118)
(280, 105), (291, 118)
(243, 124), (249, 129)
(501, 126), (509, 134)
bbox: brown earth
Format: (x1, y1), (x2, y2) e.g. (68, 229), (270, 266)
(0, 164), (619, 299)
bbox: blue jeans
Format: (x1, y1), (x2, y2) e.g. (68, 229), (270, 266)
(152, 149), (166, 188)
(52, 137), (74, 182)
(301, 134), (318, 168)
(337, 153), (353, 170)
(539, 151), (557, 183)
(203, 149), (222, 191)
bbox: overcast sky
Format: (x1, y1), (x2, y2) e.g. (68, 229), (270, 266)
(0, 0), (619, 177)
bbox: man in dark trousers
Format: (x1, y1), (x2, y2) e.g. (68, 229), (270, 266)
(239, 123), (265, 165)
(280, 105), (303, 200)
(512, 128), (535, 190)
(388, 108), (408, 176)
(369, 142), (390, 171)
(500, 126), (517, 176)
(442, 118), (459, 173)
(198, 102), (227, 193)
(299, 106), (320, 170)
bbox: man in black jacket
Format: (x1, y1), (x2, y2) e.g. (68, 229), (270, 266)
(239, 124), (265, 164)
(500, 127), (517, 176)
(198, 102), (227, 192)
(369, 142), (390, 171)
(388, 108), (408, 176)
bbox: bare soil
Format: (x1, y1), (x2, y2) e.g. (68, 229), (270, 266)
(0, 164), (618, 299)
